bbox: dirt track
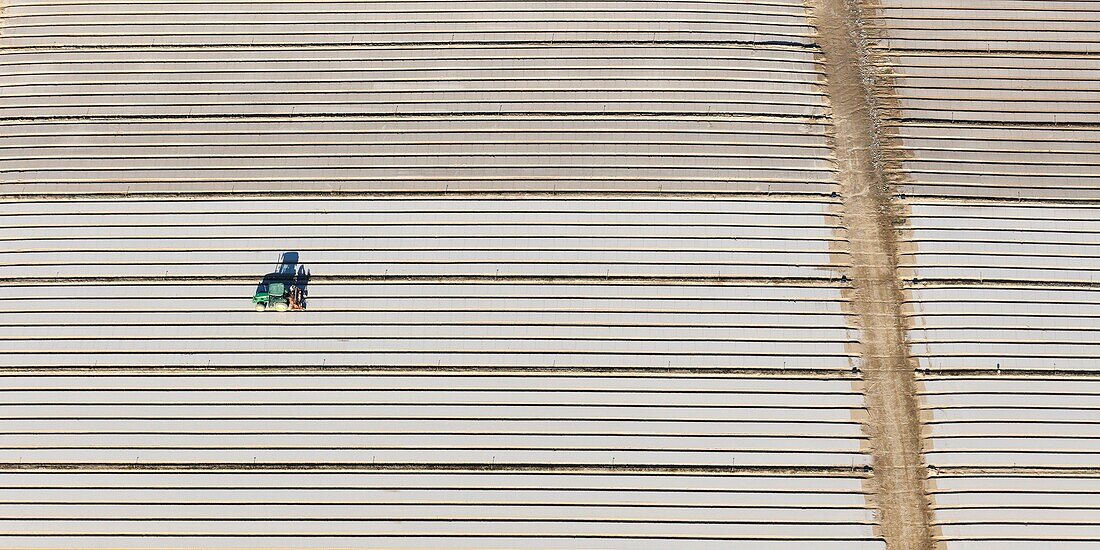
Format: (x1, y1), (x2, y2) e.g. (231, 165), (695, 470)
(805, 0), (935, 548)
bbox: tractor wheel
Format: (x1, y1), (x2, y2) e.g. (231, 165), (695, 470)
(274, 301), (289, 312)
(255, 303), (267, 312)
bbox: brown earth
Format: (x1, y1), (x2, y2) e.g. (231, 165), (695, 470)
(804, 0), (936, 549)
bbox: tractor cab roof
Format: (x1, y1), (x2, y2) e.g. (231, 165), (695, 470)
(254, 281), (286, 296)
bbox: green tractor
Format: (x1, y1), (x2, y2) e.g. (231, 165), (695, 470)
(252, 280), (304, 312)
(253, 252), (307, 312)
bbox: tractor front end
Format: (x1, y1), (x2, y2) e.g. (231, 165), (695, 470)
(252, 281), (303, 312)
(253, 282), (288, 312)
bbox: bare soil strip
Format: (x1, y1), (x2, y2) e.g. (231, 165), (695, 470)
(804, 0), (935, 548)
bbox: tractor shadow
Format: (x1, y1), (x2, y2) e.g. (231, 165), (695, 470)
(256, 251), (311, 309)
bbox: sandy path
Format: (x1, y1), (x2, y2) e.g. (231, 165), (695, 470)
(804, 0), (935, 548)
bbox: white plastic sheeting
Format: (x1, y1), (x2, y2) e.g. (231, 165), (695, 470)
(0, 0), (883, 547)
(0, 0), (832, 195)
(922, 377), (1100, 467)
(931, 474), (1100, 548)
(877, 2), (1100, 200)
(0, 197), (847, 279)
(0, 373), (869, 466)
(901, 203), (1100, 283)
(907, 286), (1100, 372)
(879, 1), (1100, 547)
(0, 1), (817, 48)
(0, 282), (858, 369)
(0, 471), (883, 549)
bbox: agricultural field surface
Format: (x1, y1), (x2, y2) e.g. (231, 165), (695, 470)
(1, 1), (1097, 548)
